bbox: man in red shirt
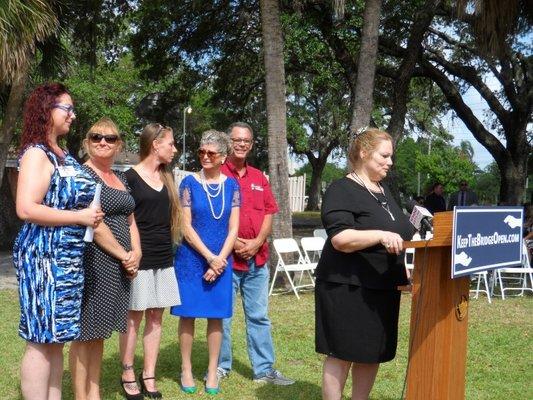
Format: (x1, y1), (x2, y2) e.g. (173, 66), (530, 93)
(218, 122), (294, 385)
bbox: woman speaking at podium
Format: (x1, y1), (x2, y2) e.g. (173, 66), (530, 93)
(315, 128), (413, 399)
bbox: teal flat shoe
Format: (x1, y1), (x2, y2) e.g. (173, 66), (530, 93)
(205, 384), (220, 395)
(180, 374), (197, 394)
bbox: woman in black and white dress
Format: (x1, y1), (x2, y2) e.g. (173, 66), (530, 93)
(69, 117), (141, 400)
(119, 123), (182, 399)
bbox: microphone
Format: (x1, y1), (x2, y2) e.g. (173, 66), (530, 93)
(408, 205), (433, 239)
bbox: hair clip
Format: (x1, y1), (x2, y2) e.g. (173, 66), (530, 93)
(355, 126), (368, 136)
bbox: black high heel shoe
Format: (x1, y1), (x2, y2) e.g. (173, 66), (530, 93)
(139, 372), (162, 399)
(120, 378), (144, 400)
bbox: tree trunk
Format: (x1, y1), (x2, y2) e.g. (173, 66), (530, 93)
(306, 156), (328, 211)
(260, 0), (292, 239)
(386, 0), (442, 142)
(349, 0), (383, 134)
(0, 169), (21, 250)
(418, 59), (529, 206)
(0, 60), (29, 189)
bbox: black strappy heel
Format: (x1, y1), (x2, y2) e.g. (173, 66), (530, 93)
(139, 372), (162, 399)
(120, 378), (144, 400)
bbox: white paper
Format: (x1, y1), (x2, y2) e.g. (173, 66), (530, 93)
(83, 183), (102, 242)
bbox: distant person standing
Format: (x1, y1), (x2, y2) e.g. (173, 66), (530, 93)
(424, 183), (446, 214)
(448, 180), (478, 210)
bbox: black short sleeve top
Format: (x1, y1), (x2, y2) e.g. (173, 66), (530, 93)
(315, 177), (413, 289)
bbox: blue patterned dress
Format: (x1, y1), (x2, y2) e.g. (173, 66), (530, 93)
(171, 174), (240, 318)
(13, 144), (96, 343)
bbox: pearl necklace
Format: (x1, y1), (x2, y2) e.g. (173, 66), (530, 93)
(351, 172), (395, 221)
(199, 169), (225, 220)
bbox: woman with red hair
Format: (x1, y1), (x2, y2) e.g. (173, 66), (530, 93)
(13, 83), (105, 399)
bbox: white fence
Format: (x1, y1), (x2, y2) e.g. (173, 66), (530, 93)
(288, 174), (306, 212)
(174, 169), (307, 212)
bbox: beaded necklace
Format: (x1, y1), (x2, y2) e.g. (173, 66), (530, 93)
(199, 169), (225, 220)
(350, 172), (395, 221)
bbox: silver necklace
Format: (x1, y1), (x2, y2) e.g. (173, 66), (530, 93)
(351, 172), (395, 221)
(200, 169), (225, 219)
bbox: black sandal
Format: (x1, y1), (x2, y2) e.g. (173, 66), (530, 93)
(139, 372), (162, 399)
(120, 378), (144, 400)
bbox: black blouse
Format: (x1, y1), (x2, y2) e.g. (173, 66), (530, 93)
(125, 168), (173, 270)
(315, 177), (413, 289)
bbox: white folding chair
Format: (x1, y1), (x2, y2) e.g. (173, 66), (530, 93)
(269, 238), (315, 299)
(313, 229), (327, 240)
(300, 236), (325, 269)
(494, 240), (533, 299)
(470, 271), (492, 303)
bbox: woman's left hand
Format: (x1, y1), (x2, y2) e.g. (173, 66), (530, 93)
(203, 268), (218, 283)
(380, 231), (404, 255)
(122, 250), (140, 276)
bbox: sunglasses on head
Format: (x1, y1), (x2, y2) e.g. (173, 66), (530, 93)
(197, 149), (220, 159)
(89, 133), (119, 144)
(154, 124), (172, 138)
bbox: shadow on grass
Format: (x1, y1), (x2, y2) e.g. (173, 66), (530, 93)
(254, 379), (322, 400)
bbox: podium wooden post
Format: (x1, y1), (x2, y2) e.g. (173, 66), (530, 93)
(404, 211), (470, 400)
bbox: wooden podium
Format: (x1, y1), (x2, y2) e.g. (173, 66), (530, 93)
(404, 211), (470, 400)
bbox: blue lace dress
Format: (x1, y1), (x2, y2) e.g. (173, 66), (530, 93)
(171, 174), (240, 318)
(13, 144), (96, 343)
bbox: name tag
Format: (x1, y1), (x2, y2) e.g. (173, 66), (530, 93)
(251, 184), (263, 191)
(57, 165), (77, 177)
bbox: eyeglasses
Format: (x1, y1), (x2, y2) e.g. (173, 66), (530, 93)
(231, 138), (252, 145)
(53, 103), (76, 115)
(460, 183), (468, 187)
(89, 133), (120, 144)
(198, 149), (220, 159)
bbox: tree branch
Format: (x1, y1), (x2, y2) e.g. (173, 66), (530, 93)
(424, 48), (511, 131)
(419, 60), (508, 164)
(386, 0), (442, 140)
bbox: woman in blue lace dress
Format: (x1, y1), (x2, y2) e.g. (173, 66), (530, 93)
(13, 83), (104, 399)
(171, 130), (240, 394)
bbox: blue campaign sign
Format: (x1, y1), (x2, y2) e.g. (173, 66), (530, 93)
(451, 206), (523, 278)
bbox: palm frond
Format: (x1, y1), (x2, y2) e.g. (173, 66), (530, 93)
(0, 0), (58, 83)
(456, 0), (522, 57)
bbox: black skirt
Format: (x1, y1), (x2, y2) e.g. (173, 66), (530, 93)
(315, 280), (401, 363)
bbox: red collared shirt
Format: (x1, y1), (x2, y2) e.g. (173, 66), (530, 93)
(221, 160), (278, 271)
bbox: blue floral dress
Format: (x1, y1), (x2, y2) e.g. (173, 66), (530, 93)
(171, 174), (240, 318)
(13, 144), (96, 343)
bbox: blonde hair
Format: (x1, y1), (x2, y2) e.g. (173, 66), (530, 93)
(83, 117), (121, 158)
(139, 123), (183, 243)
(348, 128), (392, 170)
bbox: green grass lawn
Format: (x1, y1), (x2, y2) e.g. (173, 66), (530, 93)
(0, 289), (531, 399)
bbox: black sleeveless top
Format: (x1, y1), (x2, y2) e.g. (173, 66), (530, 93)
(125, 168), (173, 270)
